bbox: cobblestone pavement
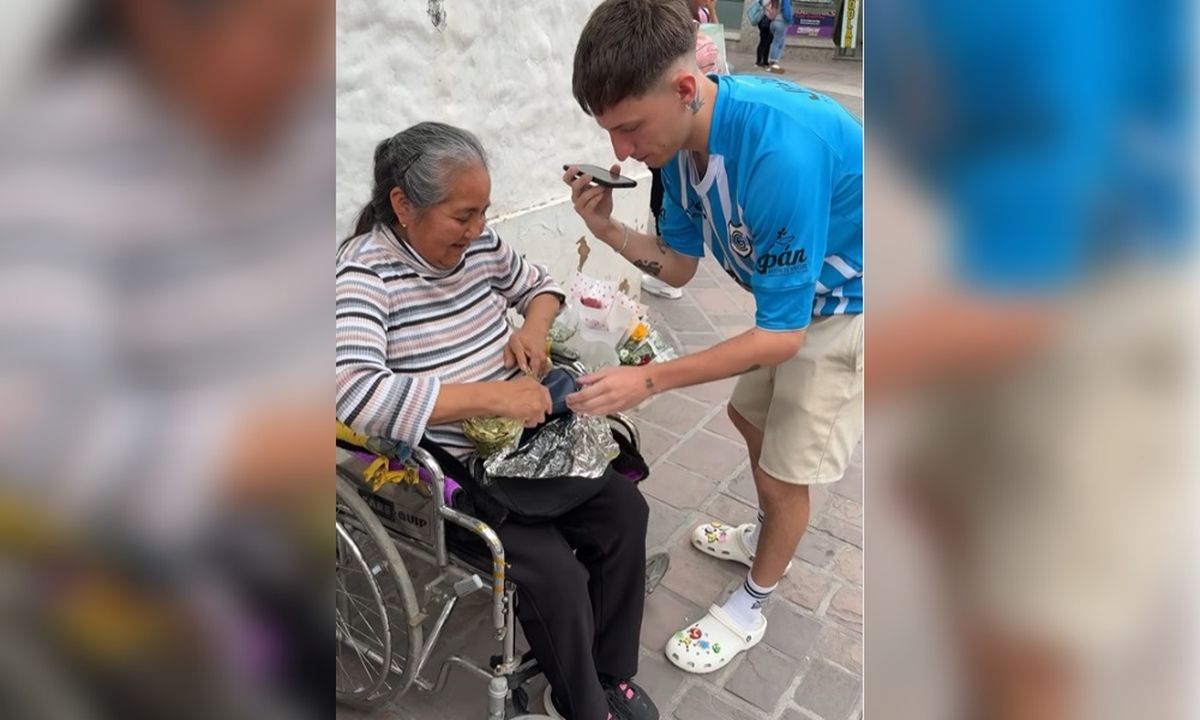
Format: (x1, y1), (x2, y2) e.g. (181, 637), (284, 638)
(338, 54), (863, 720)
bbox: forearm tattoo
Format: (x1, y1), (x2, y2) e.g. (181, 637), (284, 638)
(633, 259), (663, 277)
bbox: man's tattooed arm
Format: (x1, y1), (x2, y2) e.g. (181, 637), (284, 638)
(633, 259), (663, 277)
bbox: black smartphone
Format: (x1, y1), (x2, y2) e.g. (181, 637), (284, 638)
(564, 164), (638, 189)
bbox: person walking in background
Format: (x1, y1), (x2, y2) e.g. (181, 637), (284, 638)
(767, 0), (794, 73)
(754, 0), (778, 68)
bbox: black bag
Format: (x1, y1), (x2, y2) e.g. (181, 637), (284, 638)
(428, 367), (650, 523)
(423, 417), (649, 524)
(472, 415), (614, 521)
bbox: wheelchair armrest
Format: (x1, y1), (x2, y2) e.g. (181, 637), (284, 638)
(336, 419), (413, 461)
(607, 412), (640, 452)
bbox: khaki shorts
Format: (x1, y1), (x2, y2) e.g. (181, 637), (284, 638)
(730, 313), (864, 485)
(903, 274), (1188, 653)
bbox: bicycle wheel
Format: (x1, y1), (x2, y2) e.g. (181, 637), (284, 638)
(335, 472), (423, 710)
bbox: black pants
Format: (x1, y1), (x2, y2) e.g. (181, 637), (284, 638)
(756, 16), (773, 66)
(460, 473), (649, 720)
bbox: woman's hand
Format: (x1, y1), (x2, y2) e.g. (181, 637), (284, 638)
(504, 326), (550, 378)
(496, 375), (553, 427)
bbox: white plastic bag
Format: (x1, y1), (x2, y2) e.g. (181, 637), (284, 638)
(567, 272), (640, 348)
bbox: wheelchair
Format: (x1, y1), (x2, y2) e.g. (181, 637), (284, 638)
(335, 391), (670, 718)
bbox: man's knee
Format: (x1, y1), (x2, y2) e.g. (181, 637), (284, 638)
(752, 464), (810, 507)
(727, 403), (762, 440)
(727, 402), (747, 428)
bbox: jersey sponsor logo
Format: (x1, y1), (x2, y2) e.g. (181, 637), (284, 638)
(728, 221), (753, 257)
(756, 227), (808, 274)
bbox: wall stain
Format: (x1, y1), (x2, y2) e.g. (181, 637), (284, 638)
(576, 236), (590, 272)
(428, 0), (446, 30)
(618, 278), (631, 295)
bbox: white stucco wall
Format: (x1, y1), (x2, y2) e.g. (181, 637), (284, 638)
(336, 0), (650, 290)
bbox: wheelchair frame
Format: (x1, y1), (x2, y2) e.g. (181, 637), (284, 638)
(335, 412), (668, 719)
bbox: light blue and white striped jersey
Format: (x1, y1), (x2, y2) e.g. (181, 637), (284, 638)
(660, 75), (863, 330)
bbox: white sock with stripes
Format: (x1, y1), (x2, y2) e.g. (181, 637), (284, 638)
(746, 510), (765, 553)
(721, 573), (776, 631)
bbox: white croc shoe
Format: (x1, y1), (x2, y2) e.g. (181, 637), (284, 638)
(664, 604), (767, 674)
(691, 520), (792, 575)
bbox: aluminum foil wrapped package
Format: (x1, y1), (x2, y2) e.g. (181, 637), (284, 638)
(462, 416), (524, 457)
(483, 413), (619, 480)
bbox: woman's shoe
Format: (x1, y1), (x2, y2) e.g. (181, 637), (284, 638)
(545, 682), (658, 720)
(602, 677), (659, 720)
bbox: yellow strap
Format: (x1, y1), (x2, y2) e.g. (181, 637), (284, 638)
(338, 421), (420, 491)
(336, 419), (370, 448)
(362, 455), (420, 492)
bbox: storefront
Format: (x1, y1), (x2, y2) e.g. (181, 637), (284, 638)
(714, 0), (861, 51)
(788, 1), (838, 39)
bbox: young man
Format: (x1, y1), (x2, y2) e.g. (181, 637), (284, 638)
(562, 0), (862, 673)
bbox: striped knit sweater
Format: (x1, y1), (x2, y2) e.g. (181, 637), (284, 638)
(335, 224), (564, 458)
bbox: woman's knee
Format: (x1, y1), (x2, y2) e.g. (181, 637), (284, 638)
(516, 551), (590, 604)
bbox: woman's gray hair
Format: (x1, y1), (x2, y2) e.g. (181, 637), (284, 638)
(348, 122), (488, 238)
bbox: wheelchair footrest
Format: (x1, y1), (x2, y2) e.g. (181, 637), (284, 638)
(453, 573), (485, 596)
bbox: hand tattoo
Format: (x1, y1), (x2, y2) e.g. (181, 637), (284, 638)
(633, 260), (663, 277)
(644, 377), (655, 390)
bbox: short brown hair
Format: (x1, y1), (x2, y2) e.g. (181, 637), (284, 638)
(572, 0), (696, 116)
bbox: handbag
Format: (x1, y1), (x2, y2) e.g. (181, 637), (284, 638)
(746, 0), (765, 26)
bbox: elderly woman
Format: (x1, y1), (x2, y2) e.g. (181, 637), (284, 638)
(335, 123), (657, 720)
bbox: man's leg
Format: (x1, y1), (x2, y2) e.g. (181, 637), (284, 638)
(727, 402), (764, 492)
(724, 404), (811, 616)
(728, 403), (811, 579)
(724, 314), (862, 624)
(747, 465), (810, 588)
(667, 315), (862, 672)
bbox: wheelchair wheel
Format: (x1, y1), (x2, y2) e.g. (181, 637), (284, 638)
(645, 551), (670, 595)
(335, 473), (423, 710)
